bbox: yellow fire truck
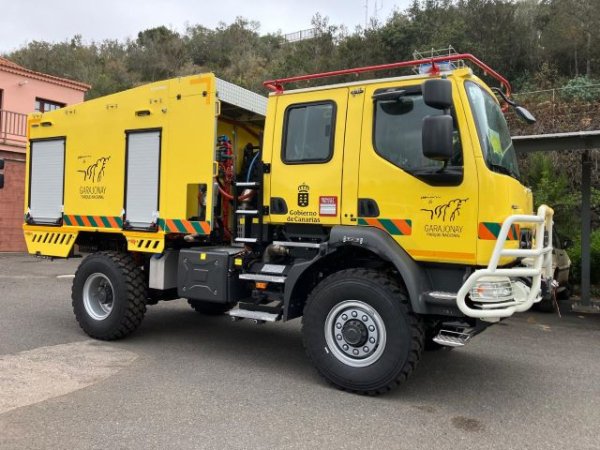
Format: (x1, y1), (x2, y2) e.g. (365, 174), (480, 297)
(19, 54), (554, 394)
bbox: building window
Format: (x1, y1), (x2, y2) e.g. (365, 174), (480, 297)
(35, 98), (65, 113)
(282, 101), (335, 163)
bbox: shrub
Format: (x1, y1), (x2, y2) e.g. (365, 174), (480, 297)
(568, 228), (600, 285)
(560, 76), (600, 103)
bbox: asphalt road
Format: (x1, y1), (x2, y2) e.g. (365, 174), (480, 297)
(1, 253), (599, 449)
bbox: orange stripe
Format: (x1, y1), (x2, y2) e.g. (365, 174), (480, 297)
(200, 222), (211, 234)
(93, 216), (103, 228)
(512, 225), (520, 240)
(392, 219), (412, 236)
(68, 215), (77, 225)
(408, 249), (475, 261)
(478, 223), (496, 240)
(182, 220), (196, 233)
(80, 216), (92, 227)
(107, 217), (119, 228)
(166, 219), (178, 233)
(365, 218), (382, 229)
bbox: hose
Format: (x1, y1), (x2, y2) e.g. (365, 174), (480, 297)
(215, 178), (254, 201)
(246, 151), (261, 182)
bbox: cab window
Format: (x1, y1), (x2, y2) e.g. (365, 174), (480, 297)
(373, 88), (462, 172)
(465, 81), (520, 180)
(283, 101), (335, 164)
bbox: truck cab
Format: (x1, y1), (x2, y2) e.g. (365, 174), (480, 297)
(23, 54), (554, 394)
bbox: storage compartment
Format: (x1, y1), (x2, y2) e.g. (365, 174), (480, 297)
(177, 247), (246, 303)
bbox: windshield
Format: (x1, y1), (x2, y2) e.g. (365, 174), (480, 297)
(465, 81), (520, 180)
(373, 89), (462, 172)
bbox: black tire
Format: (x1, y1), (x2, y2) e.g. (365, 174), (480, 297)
(187, 300), (233, 315)
(302, 268), (424, 395)
(557, 284), (571, 301)
(72, 251), (147, 340)
(533, 295), (556, 313)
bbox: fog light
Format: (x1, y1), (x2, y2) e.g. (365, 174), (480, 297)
(470, 277), (513, 302)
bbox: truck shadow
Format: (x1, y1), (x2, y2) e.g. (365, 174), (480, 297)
(111, 302), (541, 412)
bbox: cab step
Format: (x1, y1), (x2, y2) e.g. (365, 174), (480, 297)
(235, 181), (260, 187)
(235, 237), (258, 243)
(272, 240), (323, 249)
(432, 328), (476, 347)
(239, 273), (286, 284)
(228, 308), (280, 323)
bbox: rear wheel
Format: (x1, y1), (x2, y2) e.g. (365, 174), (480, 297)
(187, 300), (233, 315)
(72, 251), (147, 340)
(302, 269), (424, 395)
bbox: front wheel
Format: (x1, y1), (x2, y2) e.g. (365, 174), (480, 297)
(72, 251), (147, 340)
(302, 269), (424, 395)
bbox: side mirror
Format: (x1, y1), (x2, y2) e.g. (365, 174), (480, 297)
(423, 79), (452, 110)
(422, 115), (453, 161)
(515, 106), (536, 124)
(562, 239), (573, 249)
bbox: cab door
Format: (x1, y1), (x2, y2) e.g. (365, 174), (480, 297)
(356, 80), (479, 265)
(268, 88), (348, 226)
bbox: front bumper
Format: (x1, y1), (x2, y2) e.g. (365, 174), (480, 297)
(456, 205), (554, 321)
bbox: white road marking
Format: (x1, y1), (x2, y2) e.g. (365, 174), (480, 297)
(56, 274), (75, 279)
(0, 275), (50, 279)
(0, 340), (138, 415)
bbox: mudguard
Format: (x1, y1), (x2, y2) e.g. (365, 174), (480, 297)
(283, 226), (433, 319)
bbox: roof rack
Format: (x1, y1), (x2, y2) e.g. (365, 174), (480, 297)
(263, 53), (511, 99)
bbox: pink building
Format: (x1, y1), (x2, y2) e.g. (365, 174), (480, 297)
(0, 57), (90, 251)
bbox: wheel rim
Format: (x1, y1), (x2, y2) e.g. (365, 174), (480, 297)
(83, 273), (115, 321)
(324, 300), (387, 368)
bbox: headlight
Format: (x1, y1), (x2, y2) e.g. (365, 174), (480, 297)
(470, 276), (513, 302)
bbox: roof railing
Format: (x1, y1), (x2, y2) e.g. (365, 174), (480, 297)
(263, 53), (512, 99)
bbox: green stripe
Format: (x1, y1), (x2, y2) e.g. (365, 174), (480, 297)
(357, 218), (368, 226)
(378, 218), (401, 235)
(157, 219), (165, 231)
(173, 219), (188, 233)
(63, 215), (72, 226)
(101, 216), (111, 228)
(74, 215), (85, 227)
(483, 222), (501, 238)
(87, 216), (98, 227)
(115, 217), (123, 227)
(191, 222), (204, 234)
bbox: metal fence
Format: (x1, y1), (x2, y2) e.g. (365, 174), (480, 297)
(283, 28), (318, 43)
(0, 110), (27, 143)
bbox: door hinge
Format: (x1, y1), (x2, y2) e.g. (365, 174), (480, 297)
(262, 205), (270, 215)
(262, 162), (271, 174)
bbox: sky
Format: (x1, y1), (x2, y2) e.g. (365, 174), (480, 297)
(0, 0), (412, 53)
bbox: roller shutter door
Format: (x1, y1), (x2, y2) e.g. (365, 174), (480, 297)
(125, 130), (161, 229)
(29, 139), (65, 224)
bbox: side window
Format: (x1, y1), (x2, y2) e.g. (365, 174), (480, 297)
(283, 101), (335, 163)
(373, 88), (462, 171)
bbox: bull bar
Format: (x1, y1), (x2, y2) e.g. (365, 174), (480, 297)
(456, 205), (554, 321)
